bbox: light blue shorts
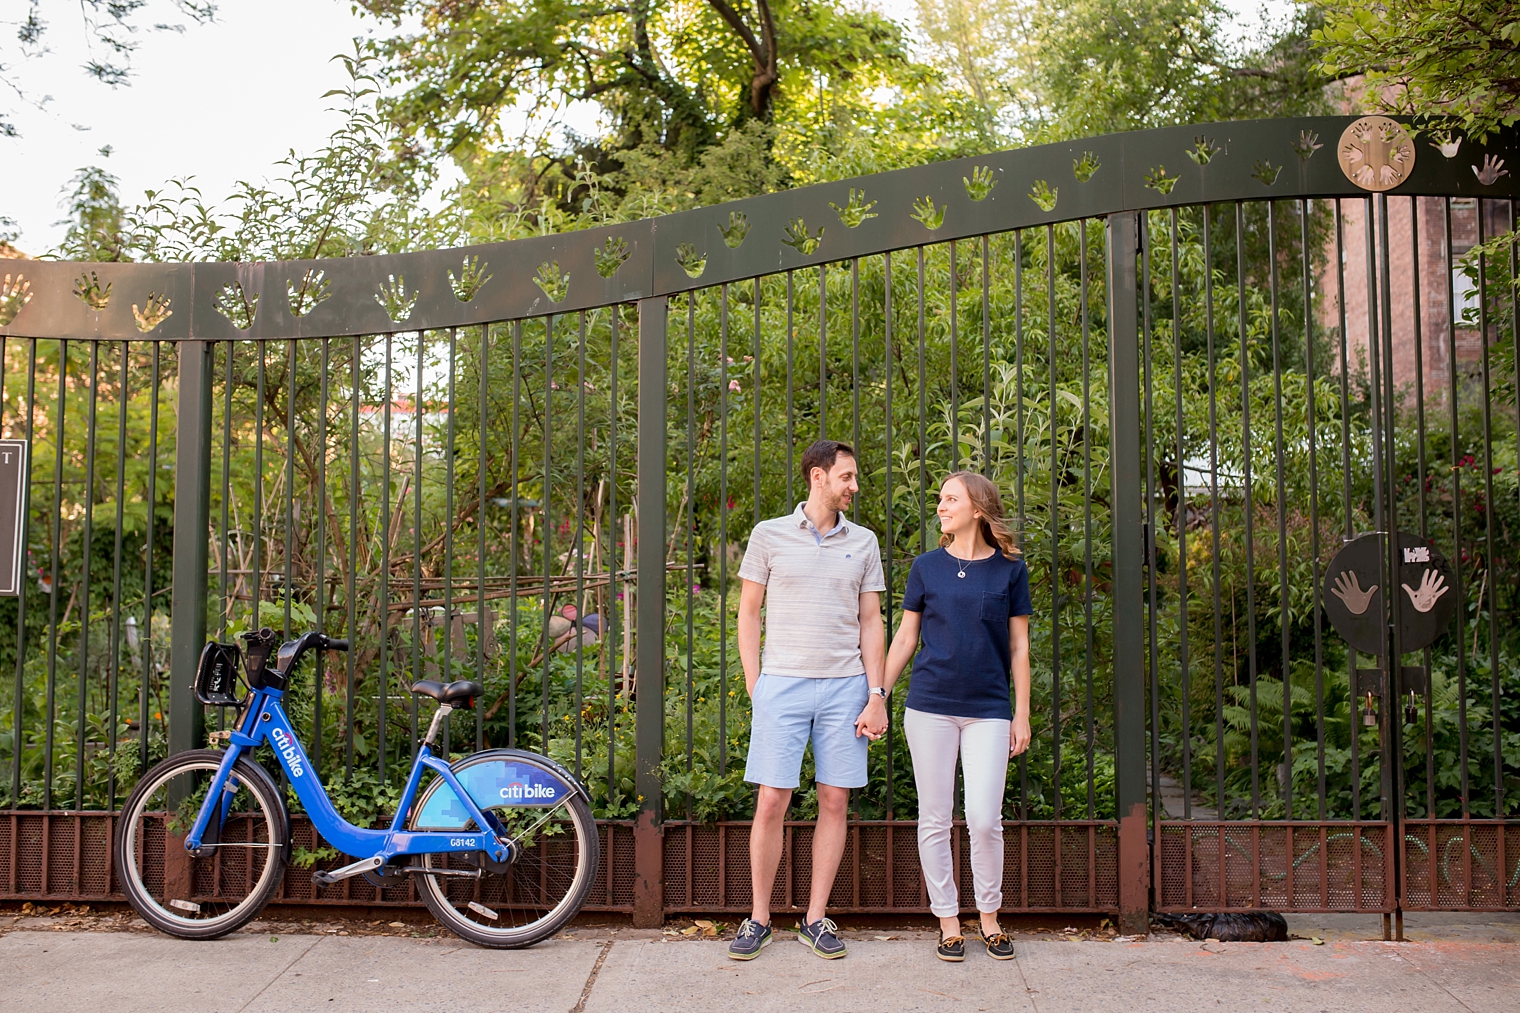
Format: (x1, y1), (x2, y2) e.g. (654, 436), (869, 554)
(744, 673), (869, 790)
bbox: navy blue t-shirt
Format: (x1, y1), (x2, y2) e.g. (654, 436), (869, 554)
(901, 547), (1032, 720)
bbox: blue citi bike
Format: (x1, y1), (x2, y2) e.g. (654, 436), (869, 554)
(114, 627), (599, 947)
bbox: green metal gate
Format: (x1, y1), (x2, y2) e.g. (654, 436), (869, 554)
(0, 116), (1515, 933)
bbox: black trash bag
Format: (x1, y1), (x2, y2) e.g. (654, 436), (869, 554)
(1153, 910), (1288, 942)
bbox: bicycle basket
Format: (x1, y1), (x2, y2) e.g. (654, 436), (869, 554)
(194, 642), (244, 706)
(240, 627), (279, 688)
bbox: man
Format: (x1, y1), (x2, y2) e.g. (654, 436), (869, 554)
(729, 440), (888, 961)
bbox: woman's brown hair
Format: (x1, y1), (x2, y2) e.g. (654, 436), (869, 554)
(937, 471), (1021, 560)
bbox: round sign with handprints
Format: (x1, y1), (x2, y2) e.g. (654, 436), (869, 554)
(1337, 115), (1416, 192)
(1323, 532), (1456, 655)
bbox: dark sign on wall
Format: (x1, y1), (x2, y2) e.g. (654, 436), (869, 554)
(0, 439), (25, 596)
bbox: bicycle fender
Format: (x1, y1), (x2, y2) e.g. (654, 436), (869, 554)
(412, 749), (587, 831)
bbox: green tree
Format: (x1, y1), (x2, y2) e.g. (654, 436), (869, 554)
(358, 0), (919, 169)
(1315, 0), (1520, 142)
(1034, 0), (1331, 140)
(55, 156), (127, 262)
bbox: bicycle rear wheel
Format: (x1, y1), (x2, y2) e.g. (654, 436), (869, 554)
(115, 749), (287, 940)
(410, 750), (599, 948)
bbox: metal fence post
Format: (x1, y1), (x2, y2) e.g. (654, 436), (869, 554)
(168, 339), (215, 757)
(1107, 212), (1150, 934)
(634, 297), (668, 927)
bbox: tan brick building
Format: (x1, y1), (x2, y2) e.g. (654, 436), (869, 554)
(1322, 196), (1511, 401)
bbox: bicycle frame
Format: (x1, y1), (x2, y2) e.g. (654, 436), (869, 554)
(182, 682), (511, 866)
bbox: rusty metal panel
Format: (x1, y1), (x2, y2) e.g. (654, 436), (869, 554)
(1401, 820), (1520, 911)
(1157, 821), (1397, 913)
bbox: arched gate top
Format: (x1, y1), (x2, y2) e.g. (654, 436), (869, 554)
(3, 116), (1515, 341)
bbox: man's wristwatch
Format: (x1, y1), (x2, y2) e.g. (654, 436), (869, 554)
(869, 687), (888, 700)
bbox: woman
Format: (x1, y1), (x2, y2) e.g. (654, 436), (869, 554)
(881, 471), (1032, 961)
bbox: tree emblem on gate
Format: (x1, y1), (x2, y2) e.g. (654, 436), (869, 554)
(1337, 115), (1415, 192)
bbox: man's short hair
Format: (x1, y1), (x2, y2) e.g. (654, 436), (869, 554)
(800, 439), (856, 490)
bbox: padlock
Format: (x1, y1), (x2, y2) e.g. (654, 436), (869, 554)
(1361, 691), (1378, 727)
(1404, 690), (1419, 726)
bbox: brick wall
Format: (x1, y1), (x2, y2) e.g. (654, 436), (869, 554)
(1319, 196), (1510, 401)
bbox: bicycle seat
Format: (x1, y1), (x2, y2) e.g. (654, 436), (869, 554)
(409, 679), (483, 707)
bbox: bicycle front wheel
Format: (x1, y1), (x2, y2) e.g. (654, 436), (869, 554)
(410, 749), (599, 948)
(114, 749), (288, 940)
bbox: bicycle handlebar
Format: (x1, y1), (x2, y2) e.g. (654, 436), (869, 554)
(324, 637), (349, 651)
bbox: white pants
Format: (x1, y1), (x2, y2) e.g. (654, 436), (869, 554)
(904, 707), (1010, 917)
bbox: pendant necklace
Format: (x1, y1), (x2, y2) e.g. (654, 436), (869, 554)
(951, 549), (987, 579)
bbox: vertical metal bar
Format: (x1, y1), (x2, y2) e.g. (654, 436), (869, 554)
(413, 331), (425, 751)
(379, 333), (393, 779)
(254, 344), (265, 654)
(477, 324), (489, 753)
(1082, 220), (1096, 817)
(1408, 200), (1432, 821)
(43, 341), (66, 807)
(1337, 200), (1363, 821)
(1204, 205), (1226, 817)
(140, 344), (158, 777)
(345, 334), (360, 779)
(786, 272), (795, 507)
(950, 240), (960, 473)
(574, 315), (587, 777)
(509, 321), (522, 747)
(1048, 223), (1063, 820)
(219, 343), (233, 639)
(1365, 196), (1391, 824)
(982, 234), (992, 471)
(917, 248), (927, 552)
(1142, 212), (1158, 836)
(315, 337), (329, 776)
(1268, 202), (1293, 820)
(285, 339), (296, 640)
(1108, 212), (1149, 936)
(606, 310), (618, 785)
(819, 264), (827, 439)
(1237, 203), (1261, 817)
(684, 295), (695, 802)
(851, 260), (860, 490)
(1015, 231), (1029, 815)
(883, 251), (895, 817)
(169, 339), (214, 760)
(1375, 195), (1408, 922)
(542, 317), (554, 746)
(634, 296), (668, 928)
(107, 342), (128, 807)
(1170, 209), (1190, 820)
(10, 339), (36, 804)
(76, 341), (99, 806)
(719, 287), (729, 777)
(1303, 200), (1326, 819)
(1474, 203), (1502, 816)
(1442, 199), (1467, 819)
(441, 328), (458, 752)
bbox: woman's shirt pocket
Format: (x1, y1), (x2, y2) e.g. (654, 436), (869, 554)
(980, 592), (1009, 622)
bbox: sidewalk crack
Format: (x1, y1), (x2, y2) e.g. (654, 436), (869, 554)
(570, 939), (615, 1013)
(235, 935), (322, 1013)
(1393, 948), (1480, 1013)
(1011, 942), (1043, 1013)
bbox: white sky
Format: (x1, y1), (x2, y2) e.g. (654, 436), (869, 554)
(2, 0), (1300, 255)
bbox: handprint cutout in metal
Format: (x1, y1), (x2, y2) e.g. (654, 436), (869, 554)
(1330, 571), (1378, 615)
(1401, 569), (1449, 613)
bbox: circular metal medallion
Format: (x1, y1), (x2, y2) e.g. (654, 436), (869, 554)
(1337, 115), (1416, 192)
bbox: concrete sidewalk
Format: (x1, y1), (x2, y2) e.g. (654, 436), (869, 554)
(1, 914), (1515, 1013)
